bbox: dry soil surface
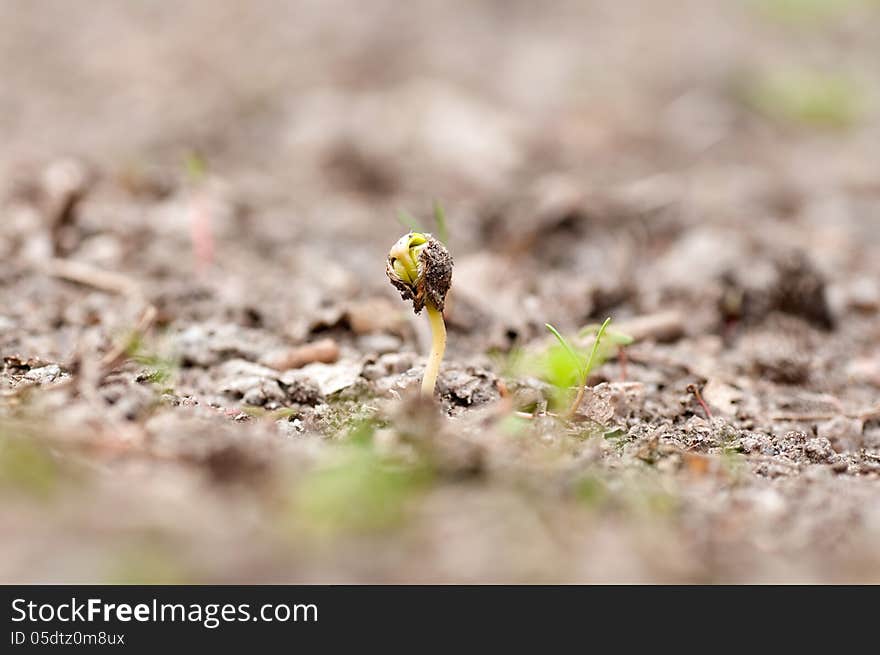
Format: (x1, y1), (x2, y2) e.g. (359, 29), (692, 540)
(2, 0), (880, 583)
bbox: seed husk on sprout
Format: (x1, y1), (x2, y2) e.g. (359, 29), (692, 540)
(386, 232), (453, 398)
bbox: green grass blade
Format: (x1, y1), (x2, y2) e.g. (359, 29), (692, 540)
(582, 317), (612, 379)
(545, 323), (584, 383)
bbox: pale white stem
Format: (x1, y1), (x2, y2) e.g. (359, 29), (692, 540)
(421, 302), (446, 398)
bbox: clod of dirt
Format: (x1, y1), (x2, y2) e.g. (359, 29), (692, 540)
(739, 433), (775, 456)
(281, 361), (359, 397)
(437, 366), (500, 407)
(804, 437), (837, 464)
(772, 251), (834, 330)
(22, 364), (65, 385)
(505, 377), (554, 414)
(721, 251), (834, 331)
(2, 356), (68, 391)
(573, 382), (646, 425)
(664, 416), (741, 454)
(219, 360), (289, 407)
(279, 375), (324, 406)
(776, 430), (809, 457)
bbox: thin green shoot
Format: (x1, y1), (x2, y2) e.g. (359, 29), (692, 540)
(579, 322), (633, 382)
(583, 317), (612, 378)
(545, 317), (612, 417)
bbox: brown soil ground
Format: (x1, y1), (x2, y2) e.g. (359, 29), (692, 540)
(2, 0), (879, 583)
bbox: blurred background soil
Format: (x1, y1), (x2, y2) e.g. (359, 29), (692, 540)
(1, 0), (880, 583)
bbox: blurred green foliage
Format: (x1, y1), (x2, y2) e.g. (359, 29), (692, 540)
(294, 448), (429, 534)
(291, 419), (430, 534)
(183, 151), (208, 182)
(574, 474), (608, 506)
(0, 427), (59, 499)
(491, 319), (630, 413)
(499, 413), (530, 437)
(743, 68), (866, 129)
(107, 543), (192, 585)
(573, 469), (679, 519)
(749, 0), (876, 24)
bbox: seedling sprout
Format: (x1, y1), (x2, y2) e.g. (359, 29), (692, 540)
(545, 317), (612, 417)
(386, 231), (453, 398)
